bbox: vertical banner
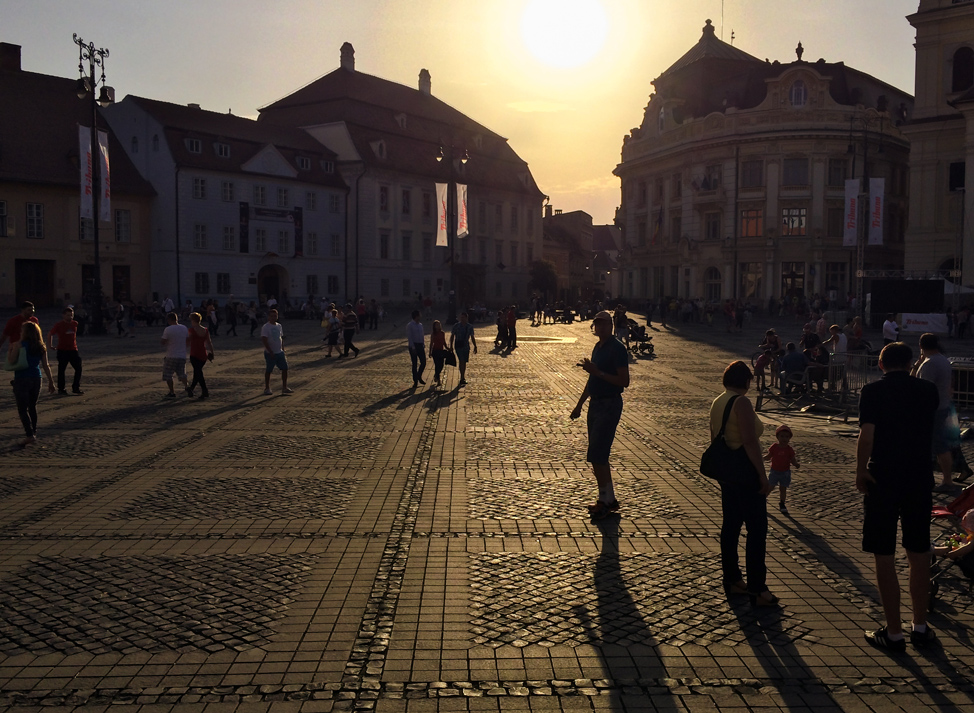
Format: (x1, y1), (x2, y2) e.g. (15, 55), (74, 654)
(79, 125), (93, 220)
(843, 178), (860, 248)
(239, 201), (250, 253)
(456, 184), (468, 238)
(293, 206), (303, 257)
(435, 182), (449, 247)
(868, 177), (885, 246)
(97, 130), (111, 222)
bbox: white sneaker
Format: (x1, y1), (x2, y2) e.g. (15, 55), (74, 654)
(263, 388), (273, 396)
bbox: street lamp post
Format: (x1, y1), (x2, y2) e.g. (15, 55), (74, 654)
(437, 145), (467, 325)
(73, 33), (113, 335)
(849, 112), (884, 322)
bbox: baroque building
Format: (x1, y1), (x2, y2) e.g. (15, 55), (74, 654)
(258, 43), (545, 307)
(614, 20), (913, 306)
(903, 0), (974, 284)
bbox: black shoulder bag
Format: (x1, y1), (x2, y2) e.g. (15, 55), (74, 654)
(700, 395), (759, 489)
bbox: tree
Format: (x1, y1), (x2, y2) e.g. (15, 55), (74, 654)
(528, 260), (558, 301)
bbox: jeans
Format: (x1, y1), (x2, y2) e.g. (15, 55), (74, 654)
(56, 349), (83, 392)
(343, 329), (359, 356)
(719, 483), (768, 593)
(12, 377), (41, 438)
(409, 344), (426, 383)
(189, 356), (209, 396)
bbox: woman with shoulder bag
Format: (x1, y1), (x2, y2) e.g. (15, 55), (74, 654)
(7, 322), (55, 446)
(708, 360), (778, 606)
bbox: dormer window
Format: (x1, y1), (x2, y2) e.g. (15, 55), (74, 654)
(789, 80), (808, 107)
(186, 138), (202, 154)
(297, 156), (311, 170)
(322, 160), (334, 173)
(215, 142), (231, 158)
(371, 141), (387, 159)
(394, 113), (407, 129)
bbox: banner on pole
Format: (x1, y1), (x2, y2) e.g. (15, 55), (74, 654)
(868, 177), (885, 246)
(456, 184), (468, 238)
(435, 182), (448, 247)
(97, 130), (111, 222)
(843, 178), (860, 248)
(79, 125), (93, 220)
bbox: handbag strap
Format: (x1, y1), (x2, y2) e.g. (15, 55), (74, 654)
(714, 394), (740, 440)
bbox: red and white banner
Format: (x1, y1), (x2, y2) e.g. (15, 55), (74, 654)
(97, 130), (111, 222)
(79, 125), (94, 220)
(435, 183), (448, 247)
(868, 177), (884, 246)
(902, 313), (948, 334)
(456, 184), (468, 239)
(843, 178), (860, 248)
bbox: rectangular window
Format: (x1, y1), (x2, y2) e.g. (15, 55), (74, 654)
(479, 202), (487, 231)
(217, 273), (231, 294)
(115, 209), (131, 242)
(495, 281), (503, 297)
(254, 185), (266, 206)
(781, 207), (807, 236)
(380, 232), (389, 259)
(328, 194), (340, 213)
(0, 200), (6, 236)
(402, 189), (411, 215)
(741, 160), (763, 188)
(825, 262), (847, 294)
(510, 206), (518, 233)
(194, 224), (207, 249)
(637, 222), (647, 246)
(704, 211), (721, 240)
(526, 208), (534, 236)
(827, 159), (847, 187)
(306, 274), (318, 295)
(402, 233), (412, 261)
(192, 177), (206, 199)
(827, 205), (844, 236)
(494, 204), (503, 232)
(782, 158), (809, 186)
(222, 181), (234, 202)
(402, 278), (411, 298)
(950, 162), (966, 192)
(655, 179), (664, 201)
(307, 232), (318, 255)
(495, 240), (504, 265)
(510, 243), (518, 267)
(422, 192), (432, 218)
(194, 272), (209, 293)
(637, 180), (647, 206)
(297, 156), (311, 171)
(379, 186), (389, 212)
(322, 161), (334, 173)
(422, 235), (432, 263)
(526, 244), (533, 263)
(479, 239), (488, 264)
(672, 173), (682, 198)
(255, 228), (266, 252)
(278, 230), (289, 253)
(222, 226), (235, 251)
(306, 191), (317, 210)
(327, 275), (339, 294)
(277, 187), (289, 208)
(704, 164), (722, 190)
(187, 138), (201, 154)
(380, 278), (390, 297)
(740, 208), (763, 238)
(79, 215), (93, 241)
(670, 215), (682, 243)
(215, 143), (230, 158)
(331, 234), (340, 257)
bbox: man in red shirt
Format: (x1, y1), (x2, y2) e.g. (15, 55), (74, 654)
(0, 302), (39, 352)
(506, 305), (518, 350)
(48, 307), (84, 395)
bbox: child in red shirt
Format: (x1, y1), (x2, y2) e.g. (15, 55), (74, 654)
(764, 424), (800, 513)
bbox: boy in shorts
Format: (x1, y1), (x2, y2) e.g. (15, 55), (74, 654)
(261, 309), (292, 395)
(160, 312), (189, 397)
(765, 424), (800, 513)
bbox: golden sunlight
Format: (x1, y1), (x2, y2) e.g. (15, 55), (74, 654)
(519, 0), (609, 69)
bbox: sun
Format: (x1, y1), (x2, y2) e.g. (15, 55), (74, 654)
(520, 0), (609, 69)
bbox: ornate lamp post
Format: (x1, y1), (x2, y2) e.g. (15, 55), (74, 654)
(847, 112), (885, 322)
(73, 34), (114, 335)
(436, 145), (468, 325)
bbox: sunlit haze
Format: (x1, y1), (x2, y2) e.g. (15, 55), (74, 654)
(2, 0), (919, 225)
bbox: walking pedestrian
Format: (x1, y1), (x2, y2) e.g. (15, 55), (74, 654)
(357, 298), (368, 330)
(450, 311), (477, 386)
(225, 300), (238, 336)
(570, 310), (630, 519)
(261, 308), (292, 395)
(340, 303), (360, 358)
(48, 307), (84, 395)
(323, 308), (341, 357)
(6, 322), (55, 446)
(247, 302), (259, 337)
(882, 314), (900, 346)
(407, 310), (426, 388)
(161, 312), (190, 398)
(857, 342), (939, 651)
(186, 312), (214, 399)
(506, 305), (518, 349)
(430, 320), (447, 388)
(1, 301), (40, 353)
(368, 299), (379, 330)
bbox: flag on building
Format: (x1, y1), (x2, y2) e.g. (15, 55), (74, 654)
(456, 184), (468, 238)
(843, 178), (860, 248)
(868, 177), (884, 246)
(435, 182), (448, 247)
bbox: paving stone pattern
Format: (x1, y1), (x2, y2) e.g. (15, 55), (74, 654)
(214, 434), (380, 461)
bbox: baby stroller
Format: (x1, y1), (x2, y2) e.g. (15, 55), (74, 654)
(929, 485), (974, 611)
(627, 319), (654, 356)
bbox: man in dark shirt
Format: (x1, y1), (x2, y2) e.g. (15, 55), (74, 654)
(856, 341), (939, 651)
(571, 311), (630, 518)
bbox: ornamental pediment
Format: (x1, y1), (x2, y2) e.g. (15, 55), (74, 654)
(241, 145), (298, 178)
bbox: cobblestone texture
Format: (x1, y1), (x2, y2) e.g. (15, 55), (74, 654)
(0, 474), (47, 500)
(214, 434), (380, 461)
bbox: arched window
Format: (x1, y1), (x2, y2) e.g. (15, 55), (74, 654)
(658, 107), (665, 133)
(789, 80), (807, 107)
(705, 267), (721, 302)
(130, 136), (138, 154)
(953, 47), (974, 93)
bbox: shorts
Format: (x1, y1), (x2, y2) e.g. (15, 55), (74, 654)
(931, 406), (960, 455)
(455, 346), (470, 363)
(862, 484), (932, 556)
(768, 469), (792, 488)
(586, 395), (623, 465)
(162, 357), (186, 381)
(264, 351), (289, 373)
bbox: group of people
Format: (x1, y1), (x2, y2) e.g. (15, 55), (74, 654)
(406, 311), (478, 388)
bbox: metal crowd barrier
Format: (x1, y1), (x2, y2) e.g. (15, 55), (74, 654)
(950, 358), (974, 411)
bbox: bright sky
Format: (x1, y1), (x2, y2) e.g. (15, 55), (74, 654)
(2, 0), (919, 225)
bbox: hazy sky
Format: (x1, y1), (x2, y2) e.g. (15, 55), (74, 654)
(2, 0), (919, 224)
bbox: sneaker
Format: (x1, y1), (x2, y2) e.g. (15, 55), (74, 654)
(458, 378), (467, 386)
(165, 392), (176, 398)
(910, 627), (937, 648)
(864, 626), (906, 653)
(779, 503), (789, 513)
(57, 390), (69, 396)
(282, 387), (294, 394)
(263, 388), (273, 396)
(72, 389), (85, 395)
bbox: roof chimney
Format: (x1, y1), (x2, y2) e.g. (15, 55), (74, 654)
(545, 205), (553, 218)
(340, 42), (355, 71)
(419, 68), (431, 95)
(0, 42), (22, 71)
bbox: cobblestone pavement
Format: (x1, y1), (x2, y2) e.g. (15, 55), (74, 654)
(1, 312), (973, 712)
